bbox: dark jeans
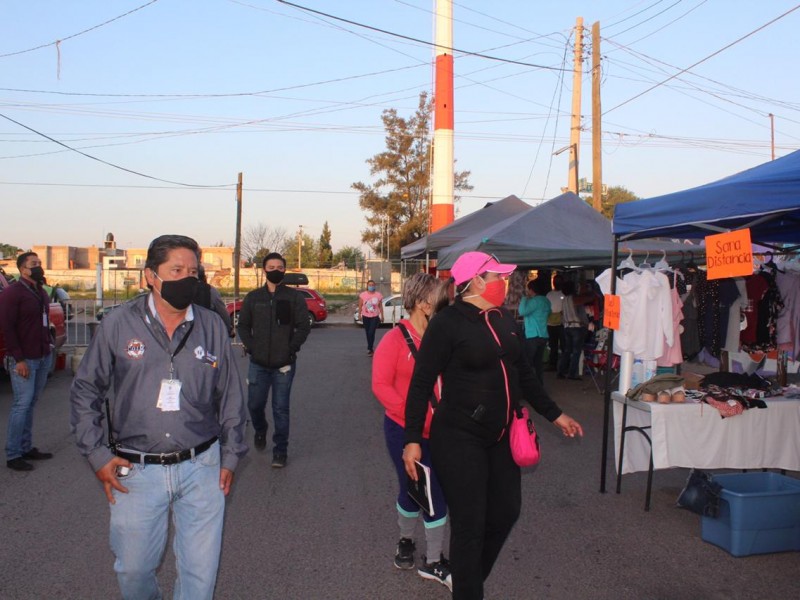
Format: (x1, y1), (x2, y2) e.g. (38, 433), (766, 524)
(558, 326), (587, 378)
(362, 316), (380, 351)
(430, 406), (521, 600)
(247, 361), (297, 455)
(524, 337), (548, 384)
(383, 416), (447, 525)
(547, 324), (563, 369)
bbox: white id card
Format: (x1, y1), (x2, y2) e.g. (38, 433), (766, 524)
(157, 379), (182, 411)
(42, 313), (48, 327)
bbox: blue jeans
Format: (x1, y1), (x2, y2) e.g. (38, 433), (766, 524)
(247, 361), (296, 455)
(558, 326), (587, 378)
(362, 316), (380, 351)
(5, 354), (52, 460)
(109, 442), (225, 600)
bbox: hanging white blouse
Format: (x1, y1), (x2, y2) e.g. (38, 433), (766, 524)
(597, 268), (673, 360)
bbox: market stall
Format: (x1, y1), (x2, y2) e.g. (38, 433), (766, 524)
(601, 149), (800, 506)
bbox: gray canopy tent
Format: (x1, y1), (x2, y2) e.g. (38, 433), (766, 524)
(435, 192), (692, 269)
(401, 194), (530, 260)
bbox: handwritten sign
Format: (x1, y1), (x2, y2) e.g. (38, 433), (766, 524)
(705, 229), (753, 280)
(603, 294), (621, 330)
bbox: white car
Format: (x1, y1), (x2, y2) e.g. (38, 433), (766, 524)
(353, 294), (409, 326)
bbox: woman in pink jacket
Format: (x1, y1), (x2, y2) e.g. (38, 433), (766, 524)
(372, 273), (450, 590)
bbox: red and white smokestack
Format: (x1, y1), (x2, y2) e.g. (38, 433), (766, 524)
(431, 0), (454, 233)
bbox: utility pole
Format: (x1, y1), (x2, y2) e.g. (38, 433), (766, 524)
(591, 21), (603, 213)
(569, 17), (584, 195)
(234, 172), (242, 305)
(769, 113), (775, 160)
(297, 225), (303, 270)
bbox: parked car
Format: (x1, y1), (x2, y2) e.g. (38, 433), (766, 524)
(0, 271), (66, 371)
(227, 274), (328, 329)
(353, 294), (409, 327)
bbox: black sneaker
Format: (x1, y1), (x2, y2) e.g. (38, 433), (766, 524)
(254, 431), (267, 451)
(394, 537), (415, 570)
(7, 457), (34, 471)
(418, 554), (452, 591)
(23, 447), (53, 460)
(271, 454), (287, 468)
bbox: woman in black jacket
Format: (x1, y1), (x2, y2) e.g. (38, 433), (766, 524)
(403, 252), (583, 600)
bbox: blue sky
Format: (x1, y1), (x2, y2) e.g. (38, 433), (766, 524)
(2, 0), (798, 256)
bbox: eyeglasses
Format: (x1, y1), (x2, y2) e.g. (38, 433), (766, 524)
(474, 253), (499, 277)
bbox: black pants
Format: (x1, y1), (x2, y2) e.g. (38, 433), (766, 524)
(362, 316), (380, 351)
(547, 324), (563, 368)
(430, 406), (521, 600)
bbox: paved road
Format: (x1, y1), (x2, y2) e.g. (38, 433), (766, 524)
(1, 324), (797, 599)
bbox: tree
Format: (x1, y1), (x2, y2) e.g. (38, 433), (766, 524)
(332, 245), (365, 269)
(241, 223), (288, 267)
(353, 92), (472, 258)
(318, 222), (333, 268)
(0, 243), (22, 259)
(281, 233), (318, 270)
(599, 186), (639, 220)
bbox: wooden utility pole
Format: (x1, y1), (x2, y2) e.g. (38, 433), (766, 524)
(769, 113), (775, 160)
(234, 172), (242, 304)
(568, 17), (583, 194)
(591, 21), (603, 213)
(297, 225), (304, 270)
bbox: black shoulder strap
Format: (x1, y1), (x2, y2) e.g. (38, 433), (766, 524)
(396, 322), (417, 357)
(397, 322), (439, 410)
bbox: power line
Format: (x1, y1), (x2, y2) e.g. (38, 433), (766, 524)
(274, 0), (570, 72)
(608, 0), (685, 38)
(0, 112), (233, 188)
(604, 3), (800, 115)
(0, 0), (160, 59)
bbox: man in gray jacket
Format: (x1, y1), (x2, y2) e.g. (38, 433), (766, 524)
(238, 252), (310, 468)
(70, 234), (247, 600)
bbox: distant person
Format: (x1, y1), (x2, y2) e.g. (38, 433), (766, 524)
(193, 265), (234, 336)
(358, 279), (384, 356)
(545, 274), (564, 371)
(557, 280), (591, 381)
(372, 273), (451, 590)
(403, 251), (583, 600)
(238, 252), (311, 468)
(518, 277), (551, 383)
(69, 234), (248, 599)
(0, 251), (55, 471)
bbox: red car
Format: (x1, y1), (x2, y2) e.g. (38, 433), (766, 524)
(227, 274), (327, 329)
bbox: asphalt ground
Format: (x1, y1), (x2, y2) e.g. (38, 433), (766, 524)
(0, 321), (798, 600)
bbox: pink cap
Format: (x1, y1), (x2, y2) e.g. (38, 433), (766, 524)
(450, 251), (516, 285)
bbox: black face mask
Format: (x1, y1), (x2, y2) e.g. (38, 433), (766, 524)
(266, 270), (285, 284)
(156, 275), (198, 310)
(28, 266), (45, 283)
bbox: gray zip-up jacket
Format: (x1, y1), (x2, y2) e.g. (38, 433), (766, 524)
(237, 284), (310, 368)
(70, 294), (248, 472)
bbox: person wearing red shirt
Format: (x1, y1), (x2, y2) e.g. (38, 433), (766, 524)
(372, 273), (450, 589)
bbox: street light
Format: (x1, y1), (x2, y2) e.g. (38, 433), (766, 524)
(553, 143), (578, 194)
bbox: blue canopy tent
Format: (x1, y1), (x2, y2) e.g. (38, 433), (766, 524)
(599, 150), (800, 506)
(613, 149), (800, 245)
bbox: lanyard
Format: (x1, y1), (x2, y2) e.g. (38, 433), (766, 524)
(23, 281), (48, 324)
(144, 306), (194, 381)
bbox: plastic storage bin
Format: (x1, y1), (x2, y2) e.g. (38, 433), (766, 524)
(701, 472), (800, 557)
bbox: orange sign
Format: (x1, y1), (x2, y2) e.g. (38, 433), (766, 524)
(603, 294), (621, 330)
(705, 229), (753, 280)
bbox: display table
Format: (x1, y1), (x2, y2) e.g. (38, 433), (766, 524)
(612, 391), (800, 509)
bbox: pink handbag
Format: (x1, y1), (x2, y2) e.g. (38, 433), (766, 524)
(509, 405), (540, 467)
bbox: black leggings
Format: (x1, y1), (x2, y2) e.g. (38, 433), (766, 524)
(430, 407), (521, 600)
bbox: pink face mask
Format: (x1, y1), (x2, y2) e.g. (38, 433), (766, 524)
(481, 279), (507, 307)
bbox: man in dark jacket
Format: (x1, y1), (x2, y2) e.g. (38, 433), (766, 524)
(0, 252), (55, 471)
(238, 252), (311, 467)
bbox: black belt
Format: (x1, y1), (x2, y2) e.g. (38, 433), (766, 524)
(115, 436), (218, 465)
